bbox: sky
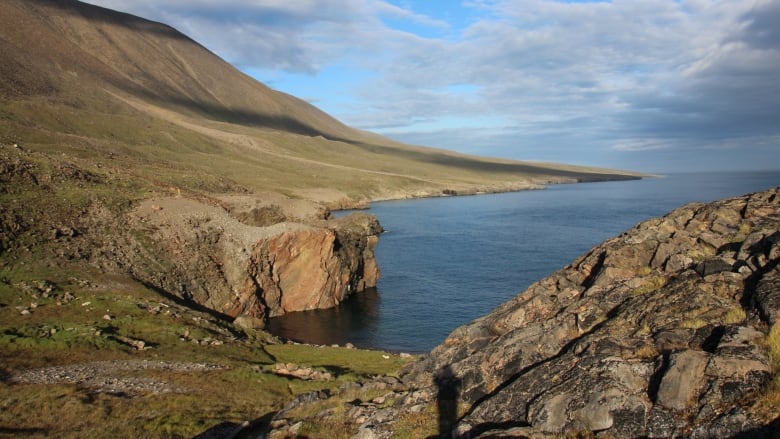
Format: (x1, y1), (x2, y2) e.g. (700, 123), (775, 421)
(82, 0), (780, 173)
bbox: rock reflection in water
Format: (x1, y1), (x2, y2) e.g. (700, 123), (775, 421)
(266, 287), (380, 348)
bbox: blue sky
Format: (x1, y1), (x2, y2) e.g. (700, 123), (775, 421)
(84, 0), (780, 173)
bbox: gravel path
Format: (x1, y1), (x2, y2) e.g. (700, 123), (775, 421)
(9, 360), (226, 396)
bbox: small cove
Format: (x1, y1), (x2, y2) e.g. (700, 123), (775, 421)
(267, 171), (780, 353)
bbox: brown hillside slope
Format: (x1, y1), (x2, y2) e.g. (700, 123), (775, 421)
(0, 0), (355, 140)
(0, 0), (642, 204)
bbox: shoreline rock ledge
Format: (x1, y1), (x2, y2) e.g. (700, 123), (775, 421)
(397, 187), (780, 438)
(245, 188), (780, 438)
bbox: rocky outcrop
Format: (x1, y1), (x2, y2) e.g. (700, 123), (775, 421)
(0, 147), (377, 328)
(257, 189), (779, 439)
(126, 197), (382, 325)
(395, 188), (780, 438)
(230, 213), (382, 319)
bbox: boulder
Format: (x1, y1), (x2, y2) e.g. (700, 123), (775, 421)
(655, 350), (709, 410)
(233, 315), (265, 330)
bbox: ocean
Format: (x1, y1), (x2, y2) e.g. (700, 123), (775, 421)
(266, 171), (780, 353)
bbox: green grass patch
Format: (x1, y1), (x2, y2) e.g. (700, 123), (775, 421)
(722, 307), (747, 325)
(390, 402), (439, 439)
(632, 275), (667, 296)
(680, 318), (709, 330)
(0, 267), (415, 438)
(768, 323), (780, 374)
(265, 344), (412, 379)
(753, 323), (780, 424)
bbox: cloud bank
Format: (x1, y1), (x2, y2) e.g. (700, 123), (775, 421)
(84, 0), (780, 172)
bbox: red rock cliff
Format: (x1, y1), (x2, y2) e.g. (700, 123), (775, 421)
(126, 197), (382, 326)
(237, 214), (381, 318)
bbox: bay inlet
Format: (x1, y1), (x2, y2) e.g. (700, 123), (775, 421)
(267, 171), (780, 352)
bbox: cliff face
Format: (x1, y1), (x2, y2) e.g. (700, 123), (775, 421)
(238, 215), (381, 318)
(2, 141), (382, 328)
(399, 188), (779, 438)
(120, 196), (382, 326)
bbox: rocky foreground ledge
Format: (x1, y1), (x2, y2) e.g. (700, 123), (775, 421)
(268, 188), (780, 438)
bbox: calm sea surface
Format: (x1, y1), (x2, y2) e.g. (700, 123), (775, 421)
(267, 171), (780, 353)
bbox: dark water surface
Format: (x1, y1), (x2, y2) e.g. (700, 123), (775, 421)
(267, 171), (780, 353)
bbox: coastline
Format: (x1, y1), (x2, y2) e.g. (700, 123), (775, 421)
(262, 187), (780, 439)
(270, 172), (780, 353)
(330, 173), (648, 211)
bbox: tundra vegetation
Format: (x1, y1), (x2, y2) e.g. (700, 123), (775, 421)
(0, 1), (647, 437)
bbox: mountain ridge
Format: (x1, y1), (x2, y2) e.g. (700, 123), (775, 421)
(1, 0), (644, 206)
(0, 0), (358, 140)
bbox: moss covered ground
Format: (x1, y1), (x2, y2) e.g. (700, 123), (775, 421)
(0, 268), (412, 438)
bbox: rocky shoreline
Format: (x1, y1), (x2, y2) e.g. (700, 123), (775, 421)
(264, 187), (780, 438)
(4, 141), (777, 437)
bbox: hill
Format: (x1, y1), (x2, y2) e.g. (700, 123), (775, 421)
(0, 2), (649, 436)
(0, 0), (641, 205)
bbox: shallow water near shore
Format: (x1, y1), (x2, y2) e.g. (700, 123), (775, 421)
(267, 171), (780, 353)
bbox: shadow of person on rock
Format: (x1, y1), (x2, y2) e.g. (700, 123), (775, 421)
(433, 364), (462, 438)
(192, 411), (278, 439)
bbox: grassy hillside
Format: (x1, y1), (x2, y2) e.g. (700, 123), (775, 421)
(0, 0), (642, 206)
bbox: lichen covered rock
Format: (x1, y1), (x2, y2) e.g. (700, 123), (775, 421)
(398, 188), (780, 438)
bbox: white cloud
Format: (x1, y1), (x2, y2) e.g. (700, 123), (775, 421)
(373, 0), (779, 170)
(82, 0), (780, 171)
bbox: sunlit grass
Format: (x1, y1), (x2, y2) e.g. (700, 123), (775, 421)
(265, 344), (412, 379)
(722, 307), (747, 325)
(680, 318), (709, 330)
(0, 267), (412, 438)
(767, 323), (780, 377)
(753, 323), (780, 422)
(632, 275), (667, 295)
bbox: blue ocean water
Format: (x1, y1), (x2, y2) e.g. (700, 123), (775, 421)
(266, 171), (780, 353)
